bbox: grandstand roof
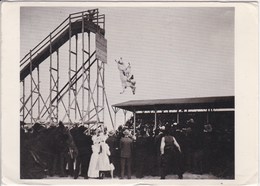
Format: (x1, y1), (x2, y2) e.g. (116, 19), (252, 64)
(113, 96), (234, 112)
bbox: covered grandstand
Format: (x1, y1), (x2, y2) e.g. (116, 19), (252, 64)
(113, 96), (235, 179)
(112, 96), (234, 134)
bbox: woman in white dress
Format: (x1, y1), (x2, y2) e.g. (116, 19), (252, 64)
(87, 133), (101, 178)
(98, 135), (111, 178)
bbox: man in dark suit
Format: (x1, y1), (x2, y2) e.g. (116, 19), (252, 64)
(135, 129), (148, 178)
(73, 126), (93, 179)
(106, 130), (120, 177)
(120, 129), (133, 179)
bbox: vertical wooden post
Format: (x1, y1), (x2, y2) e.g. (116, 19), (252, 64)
(133, 110), (136, 136)
(87, 32), (91, 120)
(75, 34), (78, 121)
(22, 80), (25, 122)
(30, 49), (33, 124)
(37, 67), (40, 119)
(81, 13), (85, 125)
(154, 109), (157, 129)
(177, 109), (179, 123)
(207, 109), (209, 123)
(114, 108), (118, 130)
(123, 110), (127, 124)
(68, 16), (72, 122)
(49, 34), (52, 124)
(56, 49), (59, 122)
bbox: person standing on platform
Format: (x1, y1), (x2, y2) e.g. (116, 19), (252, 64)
(120, 129), (133, 179)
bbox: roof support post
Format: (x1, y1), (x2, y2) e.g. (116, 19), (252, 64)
(112, 107), (119, 130)
(123, 110), (127, 124)
(154, 109), (157, 129)
(114, 110), (117, 129)
(207, 109), (209, 123)
(177, 109), (179, 123)
(133, 110), (136, 136)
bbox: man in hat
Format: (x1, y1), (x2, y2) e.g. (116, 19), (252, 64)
(119, 129), (133, 179)
(135, 129), (148, 178)
(106, 130), (120, 177)
(73, 125), (93, 179)
(154, 126), (165, 176)
(160, 124), (183, 179)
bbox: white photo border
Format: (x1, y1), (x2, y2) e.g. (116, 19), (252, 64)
(1, 1), (258, 186)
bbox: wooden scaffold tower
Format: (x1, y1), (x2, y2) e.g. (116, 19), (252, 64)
(20, 9), (114, 130)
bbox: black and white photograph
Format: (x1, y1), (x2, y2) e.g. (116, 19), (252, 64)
(19, 6), (235, 180)
(1, 2), (258, 186)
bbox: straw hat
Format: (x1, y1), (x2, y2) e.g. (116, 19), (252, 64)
(39, 119), (45, 125)
(108, 130), (115, 137)
(160, 126), (165, 131)
(123, 129), (130, 136)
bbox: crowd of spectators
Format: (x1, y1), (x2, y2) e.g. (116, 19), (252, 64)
(20, 113), (234, 179)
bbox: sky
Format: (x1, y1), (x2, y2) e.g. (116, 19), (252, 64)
(20, 6), (234, 129)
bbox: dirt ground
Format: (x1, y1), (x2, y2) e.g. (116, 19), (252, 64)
(46, 172), (218, 180)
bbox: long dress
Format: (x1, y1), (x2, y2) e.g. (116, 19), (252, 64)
(88, 140), (100, 178)
(98, 142), (111, 171)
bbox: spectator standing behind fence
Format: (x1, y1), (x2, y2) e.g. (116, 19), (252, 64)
(120, 129), (133, 179)
(160, 124), (182, 179)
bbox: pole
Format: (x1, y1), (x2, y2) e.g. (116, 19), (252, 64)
(114, 109), (117, 129)
(49, 34), (53, 124)
(133, 111), (136, 136)
(207, 109), (209, 123)
(97, 60), (99, 123)
(154, 109), (157, 129)
(102, 62), (105, 127)
(68, 16), (72, 122)
(37, 67), (40, 120)
(30, 50), (33, 124)
(81, 12), (85, 125)
(22, 80), (25, 122)
(75, 34), (78, 120)
(57, 49), (59, 122)
(124, 110), (127, 124)
(177, 109), (179, 123)
(88, 32), (91, 120)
